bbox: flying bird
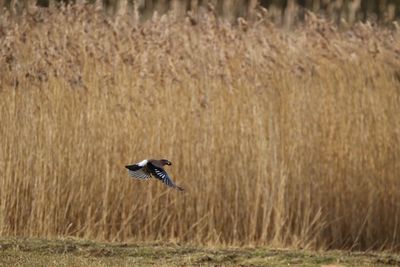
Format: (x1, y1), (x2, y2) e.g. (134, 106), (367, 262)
(125, 159), (184, 191)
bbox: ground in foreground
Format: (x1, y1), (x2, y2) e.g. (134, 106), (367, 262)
(0, 238), (399, 266)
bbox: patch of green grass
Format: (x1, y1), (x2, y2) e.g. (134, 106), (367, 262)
(0, 238), (399, 266)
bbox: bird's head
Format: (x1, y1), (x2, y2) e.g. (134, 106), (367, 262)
(161, 159), (172, 166)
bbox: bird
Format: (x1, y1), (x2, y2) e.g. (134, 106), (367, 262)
(125, 159), (184, 191)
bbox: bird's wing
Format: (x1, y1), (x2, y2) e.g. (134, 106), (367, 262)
(148, 164), (183, 191)
(125, 164), (151, 180)
(128, 169), (151, 180)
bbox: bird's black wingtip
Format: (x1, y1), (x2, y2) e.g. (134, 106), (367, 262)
(125, 164), (141, 171)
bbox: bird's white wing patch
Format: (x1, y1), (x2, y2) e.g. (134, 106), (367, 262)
(128, 169), (151, 180)
(137, 159), (148, 167)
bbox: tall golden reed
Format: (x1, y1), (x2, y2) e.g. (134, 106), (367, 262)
(0, 5), (399, 250)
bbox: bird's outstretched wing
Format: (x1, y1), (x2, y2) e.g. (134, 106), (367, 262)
(125, 164), (151, 180)
(149, 165), (184, 191)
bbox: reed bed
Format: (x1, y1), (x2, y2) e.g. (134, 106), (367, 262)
(0, 5), (400, 250)
(3, 0), (400, 26)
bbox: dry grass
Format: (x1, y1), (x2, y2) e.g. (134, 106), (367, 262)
(0, 5), (400, 251)
(2, 237), (400, 266)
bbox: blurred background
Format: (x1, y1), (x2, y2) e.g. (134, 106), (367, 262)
(1, 0), (400, 25)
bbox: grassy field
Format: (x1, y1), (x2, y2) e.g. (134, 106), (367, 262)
(0, 4), (400, 251)
(1, 238), (400, 266)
